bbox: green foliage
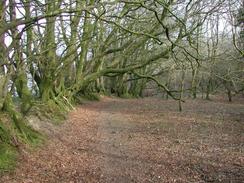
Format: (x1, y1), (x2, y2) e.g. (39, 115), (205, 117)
(0, 106), (44, 173)
(0, 117), (44, 173)
(120, 93), (135, 99)
(16, 121), (44, 146)
(0, 144), (17, 172)
(0, 122), (11, 144)
(30, 101), (67, 125)
(83, 92), (100, 101)
(0, 118), (16, 173)
(73, 94), (86, 105)
(73, 92), (100, 106)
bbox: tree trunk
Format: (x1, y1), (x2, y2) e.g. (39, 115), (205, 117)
(206, 78), (211, 100)
(179, 68), (185, 112)
(227, 89), (232, 102)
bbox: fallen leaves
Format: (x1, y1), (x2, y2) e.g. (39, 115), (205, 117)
(1, 97), (243, 182)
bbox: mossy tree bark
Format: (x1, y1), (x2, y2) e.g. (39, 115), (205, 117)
(8, 0), (32, 114)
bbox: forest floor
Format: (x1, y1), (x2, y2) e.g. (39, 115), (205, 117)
(0, 96), (244, 183)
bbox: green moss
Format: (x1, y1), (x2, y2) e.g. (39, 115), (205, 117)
(17, 123), (44, 147)
(0, 116), (17, 173)
(0, 123), (11, 144)
(120, 93), (134, 99)
(0, 143), (17, 172)
(0, 114), (44, 173)
(0, 94), (65, 174)
(30, 100), (67, 125)
(85, 92), (100, 101)
(76, 92), (100, 101)
(73, 94), (86, 105)
(0, 111), (44, 172)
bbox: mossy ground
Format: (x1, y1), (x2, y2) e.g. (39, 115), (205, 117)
(0, 112), (44, 173)
(120, 93), (135, 99)
(30, 100), (67, 125)
(0, 143), (17, 173)
(0, 120), (15, 172)
(83, 92), (100, 101)
(74, 92), (100, 105)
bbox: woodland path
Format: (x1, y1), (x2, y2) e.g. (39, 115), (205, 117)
(1, 97), (244, 183)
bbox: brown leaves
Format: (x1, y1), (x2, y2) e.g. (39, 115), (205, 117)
(1, 97), (243, 182)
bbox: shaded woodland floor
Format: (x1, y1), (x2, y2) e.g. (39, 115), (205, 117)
(0, 97), (244, 183)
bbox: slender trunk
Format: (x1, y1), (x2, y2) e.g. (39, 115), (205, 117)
(206, 78), (211, 100)
(179, 68), (185, 112)
(76, 0), (94, 82)
(191, 68), (198, 99)
(0, 1), (8, 109)
(227, 89), (232, 102)
(8, 0), (32, 113)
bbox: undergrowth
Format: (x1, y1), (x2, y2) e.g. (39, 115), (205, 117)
(74, 92), (100, 104)
(0, 101), (55, 173)
(0, 92), (101, 173)
(0, 143), (17, 173)
(0, 115), (44, 173)
(30, 100), (67, 125)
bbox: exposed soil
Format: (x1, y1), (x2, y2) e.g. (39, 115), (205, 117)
(1, 97), (244, 183)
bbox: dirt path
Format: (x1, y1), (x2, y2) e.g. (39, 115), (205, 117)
(1, 97), (244, 182)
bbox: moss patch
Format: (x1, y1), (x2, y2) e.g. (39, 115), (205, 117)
(0, 143), (17, 172)
(83, 92), (100, 101)
(120, 93), (134, 99)
(74, 92), (100, 104)
(17, 123), (44, 147)
(0, 112), (44, 174)
(30, 101), (67, 125)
